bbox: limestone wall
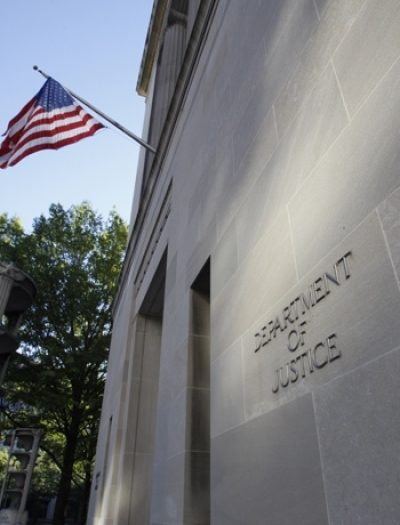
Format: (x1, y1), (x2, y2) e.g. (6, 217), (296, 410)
(88, 1), (400, 524)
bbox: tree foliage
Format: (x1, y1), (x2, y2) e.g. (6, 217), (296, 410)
(0, 203), (128, 525)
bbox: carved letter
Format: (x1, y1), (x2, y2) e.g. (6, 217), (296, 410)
(274, 315), (285, 336)
(296, 286), (315, 315)
(268, 320), (275, 339)
(324, 268), (340, 293)
(299, 321), (307, 346)
(327, 333), (340, 362)
(306, 348), (314, 373)
(279, 364), (290, 388)
(296, 353), (306, 378)
(287, 328), (300, 352)
(289, 360), (298, 382)
(289, 300), (299, 321)
(272, 369), (279, 393)
(261, 325), (270, 347)
(335, 251), (352, 280)
(254, 333), (262, 352)
(313, 277), (326, 303)
(282, 305), (296, 327)
(312, 342), (328, 369)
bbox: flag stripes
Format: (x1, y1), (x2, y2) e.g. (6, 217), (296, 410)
(0, 78), (104, 169)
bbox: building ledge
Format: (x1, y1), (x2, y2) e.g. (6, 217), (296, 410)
(136, 0), (169, 97)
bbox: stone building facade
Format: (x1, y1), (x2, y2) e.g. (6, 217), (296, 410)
(87, 1), (400, 524)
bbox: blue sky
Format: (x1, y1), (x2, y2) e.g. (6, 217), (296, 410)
(1, 0), (154, 230)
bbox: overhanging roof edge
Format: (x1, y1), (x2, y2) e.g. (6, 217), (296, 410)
(136, 0), (170, 97)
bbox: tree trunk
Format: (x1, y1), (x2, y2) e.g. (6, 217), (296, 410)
(77, 468), (92, 525)
(52, 417), (80, 525)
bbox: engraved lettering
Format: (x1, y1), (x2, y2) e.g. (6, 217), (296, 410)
(295, 286), (315, 315)
(261, 325), (270, 347)
(287, 329), (300, 352)
(272, 369), (279, 393)
(274, 315), (285, 335)
(254, 252), (351, 357)
(335, 251), (352, 280)
(279, 364), (289, 388)
(282, 305), (296, 326)
(312, 342), (328, 369)
(271, 334), (342, 393)
(313, 277), (326, 303)
(289, 360), (298, 382)
(327, 333), (340, 362)
(290, 299), (299, 321)
(306, 348), (314, 373)
(268, 320), (275, 339)
(296, 353), (306, 378)
(254, 333), (262, 352)
(299, 321), (307, 346)
(324, 269), (340, 293)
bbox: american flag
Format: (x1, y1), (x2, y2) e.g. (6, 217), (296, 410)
(0, 78), (105, 169)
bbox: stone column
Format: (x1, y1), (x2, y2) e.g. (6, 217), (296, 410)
(148, 12), (187, 153)
(0, 263), (24, 319)
(0, 262), (37, 392)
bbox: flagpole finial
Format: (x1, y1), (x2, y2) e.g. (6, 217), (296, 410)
(33, 66), (49, 81)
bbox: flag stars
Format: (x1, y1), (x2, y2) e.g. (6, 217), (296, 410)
(37, 78), (74, 112)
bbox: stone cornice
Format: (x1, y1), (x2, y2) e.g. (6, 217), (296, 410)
(136, 0), (170, 97)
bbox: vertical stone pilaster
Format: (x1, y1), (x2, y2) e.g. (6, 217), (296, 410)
(150, 17), (187, 150)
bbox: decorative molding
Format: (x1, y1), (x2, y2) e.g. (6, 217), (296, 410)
(134, 184), (172, 294)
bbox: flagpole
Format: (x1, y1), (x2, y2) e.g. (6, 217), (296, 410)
(33, 66), (156, 154)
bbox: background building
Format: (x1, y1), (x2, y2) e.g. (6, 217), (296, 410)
(87, 1), (400, 524)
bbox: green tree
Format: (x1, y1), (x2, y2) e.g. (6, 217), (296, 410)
(0, 203), (128, 525)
